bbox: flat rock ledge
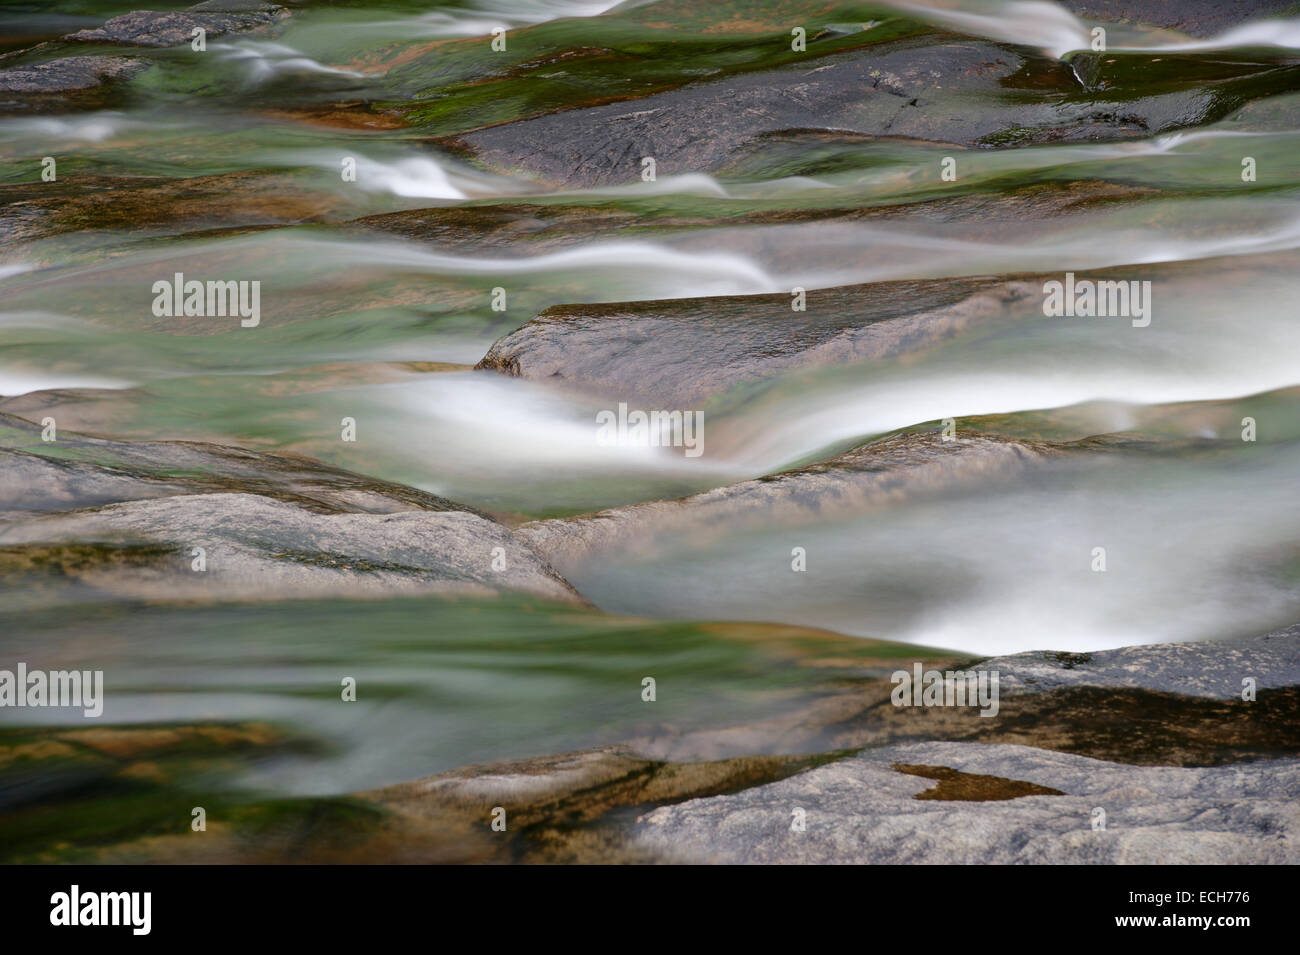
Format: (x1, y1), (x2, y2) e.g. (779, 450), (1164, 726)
(630, 741), (1300, 864)
(477, 254), (1297, 409)
(516, 430), (1069, 576)
(0, 414), (585, 605)
(0, 493), (586, 604)
(477, 276), (1042, 408)
(984, 626), (1300, 700)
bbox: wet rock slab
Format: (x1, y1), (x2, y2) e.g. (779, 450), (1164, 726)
(0, 410), (468, 515)
(516, 431), (1067, 577)
(630, 741), (1300, 863)
(0, 414), (584, 604)
(0, 493), (583, 603)
(983, 627), (1300, 699)
(480, 275), (1042, 407)
(478, 251), (1298, 408)
(448, 33), (1296, 186)
(811, 636), (1300, 769)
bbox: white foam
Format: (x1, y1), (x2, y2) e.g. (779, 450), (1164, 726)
(216, 40), (365, 85)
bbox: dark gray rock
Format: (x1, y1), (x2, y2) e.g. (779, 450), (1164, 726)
(0, 169), (340, 246)
(478, 252), (1297, 408)
(448, 35), (1296, 186)
(64, 4), (288, 48)
(0, 54), (147, 94)
(479, 276), (1039, 408)
(447, 39), (1019, 186)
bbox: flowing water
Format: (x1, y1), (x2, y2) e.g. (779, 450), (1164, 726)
(1, 0), (1299, 825)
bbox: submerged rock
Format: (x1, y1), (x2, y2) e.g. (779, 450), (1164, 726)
(25, 741), (835, 864)
(0, 170), (347, 247)
(16, 625), (1295, 863)
(608, 613), (1300, 769)
(356, 180), (1152, 254)
(630, 741), (1300, 863)
(366, 746), (831, 863)
(210, 624), (1300, 862)
(64, 3), (288, 48)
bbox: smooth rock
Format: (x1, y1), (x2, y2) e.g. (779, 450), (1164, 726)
(517, 431), (1067, 576)
(448, 36), (1295, 186)
(984, 626), (1300, 700)
(0, 413), (584, 604)
(0, 492), (585, 603)
(480, 276), (1040, 407)
(478, 252), (1298, 407)
(0, 411), (472, 515)
(631, 741), (1300, 863)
